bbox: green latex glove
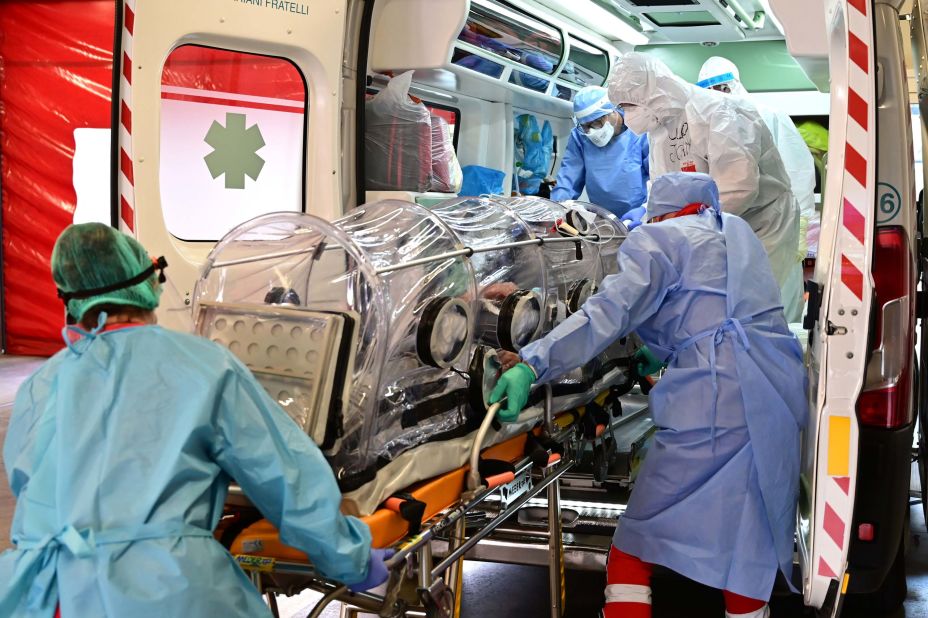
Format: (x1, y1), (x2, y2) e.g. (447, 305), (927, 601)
(489, 363), (535, 422)
(634, 346), (664, 376)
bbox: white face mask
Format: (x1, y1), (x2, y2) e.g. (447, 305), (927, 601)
(623, 107), (659, 135)
(584, 121), (615, 147)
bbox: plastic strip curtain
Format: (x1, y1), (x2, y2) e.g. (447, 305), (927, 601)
(0, 1), (115, 355)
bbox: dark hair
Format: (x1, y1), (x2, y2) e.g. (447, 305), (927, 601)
(79, 303), (151, 330)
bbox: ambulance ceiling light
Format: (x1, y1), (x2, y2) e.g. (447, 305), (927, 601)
(756, 0), (784, 35)
(541, 0), (650, 46)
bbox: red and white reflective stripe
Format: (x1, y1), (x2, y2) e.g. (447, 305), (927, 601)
(817, 0), (873, 581)
(818, 475), (852, 578)
(838, 0), (871, 303)
(118, 0), (136, 234)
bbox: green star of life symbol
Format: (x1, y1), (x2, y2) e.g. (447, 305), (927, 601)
(204, 112), (266, 189)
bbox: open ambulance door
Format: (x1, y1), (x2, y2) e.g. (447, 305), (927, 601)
(912, 0), (928, 528)
(797, 0), (877, 614)
(111, 0), (467, 331)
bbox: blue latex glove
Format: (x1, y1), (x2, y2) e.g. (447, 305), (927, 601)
(622, 206), (647, 231)
(489, 363), (535, 422)
(634, 345), (664, 376)
(348, 548), (395, 593)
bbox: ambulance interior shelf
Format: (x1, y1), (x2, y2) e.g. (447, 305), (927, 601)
(451, 0), (612, 101)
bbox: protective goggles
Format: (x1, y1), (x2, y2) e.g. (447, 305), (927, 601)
(57, 256), (168, 304)
(577, 115), (611, 132)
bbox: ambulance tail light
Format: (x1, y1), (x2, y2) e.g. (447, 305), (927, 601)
(856, 226), (915, 429)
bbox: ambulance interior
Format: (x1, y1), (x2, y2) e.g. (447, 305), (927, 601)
(135, 0), (927, 614)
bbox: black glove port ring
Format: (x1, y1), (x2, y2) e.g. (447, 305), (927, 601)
(416, 296), (472, 368)
(498, 289), (543, 352)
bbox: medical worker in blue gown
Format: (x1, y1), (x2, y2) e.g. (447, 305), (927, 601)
(550, 85), (650, 220)
(1, 223), (390, 618)
(493, 173), (807, 618)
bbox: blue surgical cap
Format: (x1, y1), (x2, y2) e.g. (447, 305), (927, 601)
(573, 86), (616, 124)
(646, 172), (721, 220)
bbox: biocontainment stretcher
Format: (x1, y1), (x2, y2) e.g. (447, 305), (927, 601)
(195, 197), (654, 616)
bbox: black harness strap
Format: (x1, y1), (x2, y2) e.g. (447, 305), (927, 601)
(57, 256), (167, 303)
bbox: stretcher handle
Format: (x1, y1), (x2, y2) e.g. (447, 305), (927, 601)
(468, 402), (503, 491)
(547, 453), (561, 466)
(384, 497), (404, 512)
(484, 471), (516, 490)
(595, 424), (606, 439)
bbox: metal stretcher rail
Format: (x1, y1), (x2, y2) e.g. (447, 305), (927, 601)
(210, 233), (602, 272)
(430, 459), (574, 578)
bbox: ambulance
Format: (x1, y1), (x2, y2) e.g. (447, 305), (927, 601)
(117, 0), (924, 615)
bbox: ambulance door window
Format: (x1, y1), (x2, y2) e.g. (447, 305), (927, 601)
(159, 45), (306, 242)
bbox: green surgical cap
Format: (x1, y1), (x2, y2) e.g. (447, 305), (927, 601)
(52, 223), (163, 321)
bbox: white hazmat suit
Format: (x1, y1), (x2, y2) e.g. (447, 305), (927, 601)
(698, 56), (816, 322)
(609, 52), (802, 320)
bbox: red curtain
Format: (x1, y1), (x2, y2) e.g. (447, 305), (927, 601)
(0, 1), (115, 355)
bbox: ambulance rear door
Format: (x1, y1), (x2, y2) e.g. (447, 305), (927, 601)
(796, 0), (878, 613)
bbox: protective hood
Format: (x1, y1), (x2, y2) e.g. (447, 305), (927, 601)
(696, 56), (748, 97)
(646, 172), (720, 220)
(608, 52), (693, 124)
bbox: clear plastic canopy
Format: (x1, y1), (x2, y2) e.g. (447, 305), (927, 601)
(195, 198), (633, 514)
(427, 197), (547, 352)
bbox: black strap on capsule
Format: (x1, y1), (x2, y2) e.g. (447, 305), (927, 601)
(388, 492), (427, 536)
(57, 256), (167, 303)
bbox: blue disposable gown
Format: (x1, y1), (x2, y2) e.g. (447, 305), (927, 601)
(520, 211), (807, 600)
(1, 325), (372, 617)
(550, 126), (649, 218)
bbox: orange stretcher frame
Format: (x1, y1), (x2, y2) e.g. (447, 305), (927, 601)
(230, 433), (531, 557)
